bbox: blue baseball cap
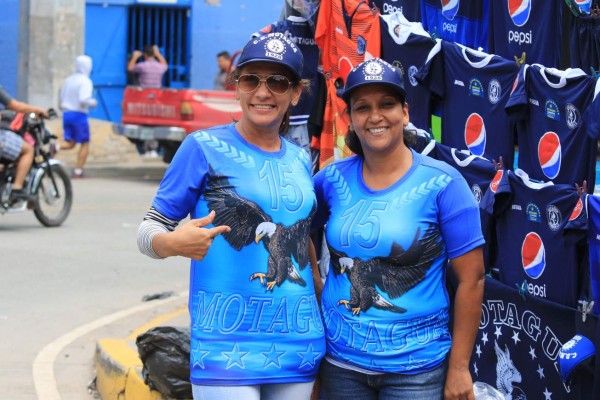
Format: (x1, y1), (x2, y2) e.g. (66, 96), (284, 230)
(558, 334), (596, 383)
(338, 58), (407, 104)
(236, 33), (304, 81)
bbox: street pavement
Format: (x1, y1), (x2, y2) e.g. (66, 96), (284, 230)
(0, 158), (191, 400)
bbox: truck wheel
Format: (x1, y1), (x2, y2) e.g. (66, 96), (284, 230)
(161, 141), (181, 163)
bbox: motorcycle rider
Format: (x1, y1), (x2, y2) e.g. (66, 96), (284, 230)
(0, 85), (48, 201)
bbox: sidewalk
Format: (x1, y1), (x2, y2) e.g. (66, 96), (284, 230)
(45, 117), (190, 399)
(94, 293), (192, 400)
(47, 117), (166, 169)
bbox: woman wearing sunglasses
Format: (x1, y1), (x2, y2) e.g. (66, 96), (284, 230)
(312, 58), (485, 400)
(137, 33), (325, 400)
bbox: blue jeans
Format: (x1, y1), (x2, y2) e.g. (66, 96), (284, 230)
(192, 381), (315, 400)
(320, 358), (447, 400)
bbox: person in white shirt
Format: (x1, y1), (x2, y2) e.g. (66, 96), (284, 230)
(59, 55), (97, 178)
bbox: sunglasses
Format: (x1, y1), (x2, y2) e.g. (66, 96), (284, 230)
(236, 74), (293, 95)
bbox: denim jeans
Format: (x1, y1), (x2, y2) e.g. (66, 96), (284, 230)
(320, 358), (447, 400)
(192, 381), (315, 400)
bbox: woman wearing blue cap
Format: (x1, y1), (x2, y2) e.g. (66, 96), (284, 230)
(312, 58), (485, 400)
(137, 32), (325, 400)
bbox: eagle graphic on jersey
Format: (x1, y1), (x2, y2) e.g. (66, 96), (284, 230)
(204, 168), (315, 291)
(329, 225), (444, 315)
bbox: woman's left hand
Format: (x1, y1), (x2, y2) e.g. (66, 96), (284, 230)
(444, 365), (474, 400)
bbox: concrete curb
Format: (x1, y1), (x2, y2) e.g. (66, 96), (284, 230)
(94, 300), (191, 400)
(95, 338), (167, 400)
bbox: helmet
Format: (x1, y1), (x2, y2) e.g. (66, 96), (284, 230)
(338, 58), (407, 104)
(236, 33), (304, 81)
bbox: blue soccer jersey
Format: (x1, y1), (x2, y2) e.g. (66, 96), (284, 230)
(471, 277), (577, 400)
(256, 16), (320, 126)
(416, 40), (518, 168)
(370, 0), (422, 21)
(489, 0), (562, 68)
(480, 168), (582, 307)
(313, 151), (484, 373)
(422, 141), (498, 268)
(569, 15), (600, 73)
(420, 0), (489, 52)
(422, 141), (498, 204)
(506, 63), (600, 188)
(381, 12), (436, 131)
(152, 124), (326, 385)
(564, 193), (600, 315)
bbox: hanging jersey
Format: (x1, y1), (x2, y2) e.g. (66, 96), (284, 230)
(471, 277), (577, 400)
(422, 142), (497, 204)
(480, 168), (582, 307)
(152, 124), (326, 385)
(416, 40), (518, 168)
(315, 0), (381, 81)
(314, 0), (382, 169)
(506, 63), (600, 188)
(313, 79), (354, 169)
(420, 0), (489, 52)
(564, 193), (600, 315)
(568, 15), (600, 73)
(256, 16), (320, 125)
(422, 141), (498, 267)
(381, 12), (436, 130)
(488, 0), (562, 68)
(313, 151), (484, 373)
(369, 0), (422, 21)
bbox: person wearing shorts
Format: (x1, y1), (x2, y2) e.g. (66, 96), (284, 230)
(59, 55), (97, 178)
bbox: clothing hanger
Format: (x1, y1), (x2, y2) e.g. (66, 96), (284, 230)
(514, 52), (527, 67)
(428, 26), (439, 42)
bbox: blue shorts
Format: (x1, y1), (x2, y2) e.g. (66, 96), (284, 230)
(63, 111), (90, 143)
(0, 129), (24, 161)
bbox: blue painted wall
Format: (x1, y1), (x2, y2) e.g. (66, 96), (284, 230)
(85, 0), (282, 122)
(0, 0), (21, 97)
(189, 2), (282, 89)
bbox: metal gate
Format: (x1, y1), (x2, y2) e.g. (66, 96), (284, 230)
(128, 5), (190, 88)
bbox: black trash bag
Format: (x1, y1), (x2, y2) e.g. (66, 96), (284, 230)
(136, 326), (192, 399)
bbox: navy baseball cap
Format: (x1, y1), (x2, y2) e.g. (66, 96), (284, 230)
(236, 33), (304, 81)
(338, 58), (407, 104)
(558, 334), (596, 383)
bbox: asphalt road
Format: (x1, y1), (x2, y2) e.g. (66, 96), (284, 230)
(0, 163), (190, 399)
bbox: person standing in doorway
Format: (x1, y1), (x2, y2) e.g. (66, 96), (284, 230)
(128, 44), (169, 88)
(214, 51), (231, 90)
(58, 55), (98, 178)
(128, 44), (169, 157)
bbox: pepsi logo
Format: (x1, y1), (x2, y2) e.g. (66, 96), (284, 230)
(575, 0), (591, 13)
(490, 170), (504, 193)
(521, 232), (545, 279)
(538, 132), (561, 180)
(569, 198), (583, 221)
(464, 113), (486, 157)
(441, 0), (460, 20)
(508, 0), (531, 27)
